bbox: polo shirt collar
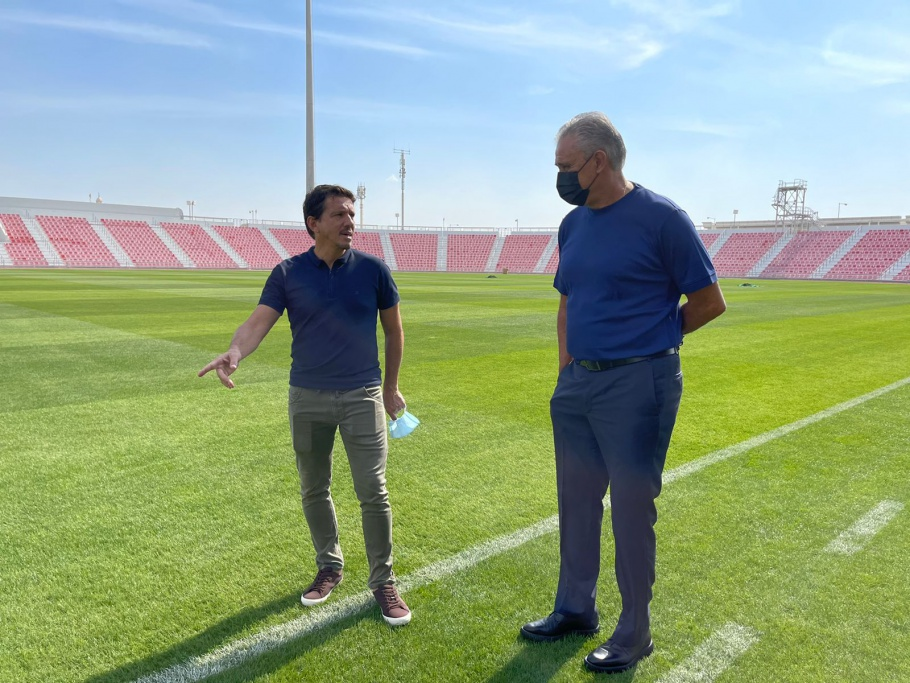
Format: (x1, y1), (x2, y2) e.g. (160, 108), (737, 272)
(305, 246), (353, 269)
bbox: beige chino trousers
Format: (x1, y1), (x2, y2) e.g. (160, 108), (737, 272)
(288, 385), (394, 589)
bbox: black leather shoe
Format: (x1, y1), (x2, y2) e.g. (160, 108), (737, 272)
(520, 612), (600, 642)
(584, 638), (654, 673)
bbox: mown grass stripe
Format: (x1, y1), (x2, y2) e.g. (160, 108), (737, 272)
(824, 500), (905, 555)
(663, 375), (910, 486)
(135, 374), (910, 683)
(657, 623), (760, 683)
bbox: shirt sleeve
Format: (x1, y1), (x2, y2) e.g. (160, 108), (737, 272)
(258, 263), (288, 315)
(660, 210), (718, 294)
(553, 219), (568, 295)
(377, 261), (401, 310)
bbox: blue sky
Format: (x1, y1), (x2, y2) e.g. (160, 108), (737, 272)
(1, 0), (909, 228)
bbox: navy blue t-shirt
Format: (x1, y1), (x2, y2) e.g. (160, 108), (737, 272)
(554, 184), (717, 360)
(259, 247), (400, 389)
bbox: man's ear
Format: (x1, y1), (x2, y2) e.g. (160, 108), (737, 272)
(595, 149), (611, 173)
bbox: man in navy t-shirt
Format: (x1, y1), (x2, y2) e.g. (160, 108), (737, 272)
(520, 113), (726, 672)
(199, 184), (412, 626)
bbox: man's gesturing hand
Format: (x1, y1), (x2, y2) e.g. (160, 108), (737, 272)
(198, 348), (242, 389)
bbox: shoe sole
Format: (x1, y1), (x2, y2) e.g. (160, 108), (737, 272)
(519, 625), (600, 642)
(381, 612), (412, 626)
(300, 576), (342, 607)
(584, 641), (654, 673)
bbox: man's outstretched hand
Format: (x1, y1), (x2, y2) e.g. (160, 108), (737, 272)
(198, 348), (242, 389)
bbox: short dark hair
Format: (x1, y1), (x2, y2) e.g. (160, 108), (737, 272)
(302, 184), (356, 238)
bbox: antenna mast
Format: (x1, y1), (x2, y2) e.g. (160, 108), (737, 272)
(356, 183), (366, 230)
(394, 148), (409, 228)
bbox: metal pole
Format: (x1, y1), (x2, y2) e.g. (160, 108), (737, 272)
(305, 0), (315, 193)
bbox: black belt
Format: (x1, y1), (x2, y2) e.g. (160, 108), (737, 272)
(575, 347), (678, 372)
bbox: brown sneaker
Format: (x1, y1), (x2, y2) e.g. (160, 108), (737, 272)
(372, 584), (411, 626)
(300, 567), (343, 606)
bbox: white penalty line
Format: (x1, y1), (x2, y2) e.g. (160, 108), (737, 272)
(136, 374), (910, 683)
(824, 500), (905, 555)
(657, 623), (760, 683)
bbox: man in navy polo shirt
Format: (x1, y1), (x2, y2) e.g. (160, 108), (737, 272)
(520, 112), (726, 672)
(199, 184), (411, 626)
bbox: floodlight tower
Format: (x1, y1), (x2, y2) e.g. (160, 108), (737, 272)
(772, 179), (818, 230)
(394, 148), (409, 228)
(356, 183), (366, 230)
(305, 0), (315, 193)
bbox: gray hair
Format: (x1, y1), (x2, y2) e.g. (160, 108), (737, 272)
(557, 112), (626, 172)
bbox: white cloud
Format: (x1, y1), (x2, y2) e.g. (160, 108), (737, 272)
(527, 85), (554, 96)
(323, 4), (665, 69)
(660, 119), (757, 138)
(608, 0), (739, 33)
(116, 0), (433, 57)
(0, 10), (212, 48)
(821, 25), (910, 86)
(0, 92), (302, 117)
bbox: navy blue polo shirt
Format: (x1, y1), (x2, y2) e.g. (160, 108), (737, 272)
(554, 184), (716, 360)
(259, 247), (400, 389)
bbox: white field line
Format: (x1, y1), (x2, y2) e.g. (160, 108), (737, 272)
(824, 500), (905, 555)
(657, 623), (760, 683)
(135, 375), (910, 683)
(663, 375), (910, 486)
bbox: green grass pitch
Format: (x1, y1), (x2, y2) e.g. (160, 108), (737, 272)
(1, 269), (908, 682)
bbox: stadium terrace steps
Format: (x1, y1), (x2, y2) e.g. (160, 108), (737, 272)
(0, 213), (52, 266)
(379, 232), (397, 269)
(699, 232), (721, 252)
(436, 232), (448, 272)
(812, 228), (868, 279)
(893, 260), (910, 282)
(213, 225), (282, 270)
(882, 247), (910, 281)
(260, 227), (291, 262)
(484, 235), (506, 273)
(824, 229), (910, 280)
(496, 234), (550, 273)
(534, 234), (559, 274)
(36, 215), (120, 267)
(200, 224), (247, 268)
(748, 231), (794, 278)
(762, 230), (853, 280)
(712, 231), (784, 278)
(102, 219), (183, 268)
(150, 224), (194, 267)
(705, 230), (732, 259)
(544, 244), (560, 274)
(92, 220), (134, 267)
(271, 228), (314, 261)
(3, 212), (910, 282)
(160, 222), (238, 269)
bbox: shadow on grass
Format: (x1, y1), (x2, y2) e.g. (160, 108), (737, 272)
(84, 591), (324, 683)
(484, 634), (647, 683)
